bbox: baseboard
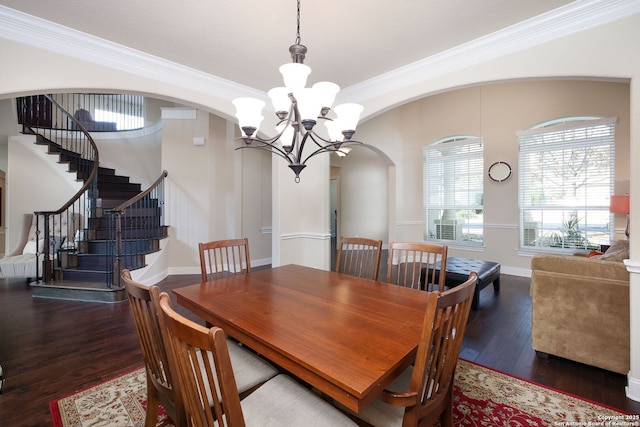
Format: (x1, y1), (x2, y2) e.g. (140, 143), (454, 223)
(626, 372), (640, 402)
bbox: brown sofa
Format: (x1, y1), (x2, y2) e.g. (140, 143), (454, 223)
(530, 242), (630, 375)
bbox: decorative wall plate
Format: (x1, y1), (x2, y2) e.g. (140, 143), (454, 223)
(488, 161), (512, 182)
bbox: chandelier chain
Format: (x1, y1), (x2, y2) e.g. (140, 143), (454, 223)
(295, 0), (302, 45)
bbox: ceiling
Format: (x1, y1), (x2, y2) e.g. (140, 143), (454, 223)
(0, 0), (576, 93)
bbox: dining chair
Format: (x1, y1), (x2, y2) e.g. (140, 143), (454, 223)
(351, 271), (477, 427)
(386, 241), (448, 291)
(335, 236), (383, 280)
(156, 292), (359, 427)
(122, 269), (186, 427)
(122, 270), (278, 427)
(199, 238), (251, 282)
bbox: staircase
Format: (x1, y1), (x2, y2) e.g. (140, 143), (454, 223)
(16, 93), (168, 303)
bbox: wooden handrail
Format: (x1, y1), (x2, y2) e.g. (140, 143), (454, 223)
(108, 170), (168, 215)
(34, 94), (100, 217)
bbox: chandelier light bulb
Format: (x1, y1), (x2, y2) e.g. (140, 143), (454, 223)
(276, 122), (296, 152)
(279, 63), (311, 92)
(268, 87), (292, 115)
(334, 103), (364, 132)
(311, 82), (340, 110)
(325, 120), (344, 142)
(335, 147), (352, 157)
(294, 87), (323, 124)
(232, 97), (266, 135)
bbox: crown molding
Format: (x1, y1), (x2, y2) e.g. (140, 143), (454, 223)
(2, 0), (639, 109)
(0, 5), (262, 101)
(339, 0), (640, 105)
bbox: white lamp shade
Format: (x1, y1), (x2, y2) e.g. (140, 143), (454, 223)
(279, 63), (311, 92)
(268, 87), (291, 113)
(294, 87), (323, 122)
(334, 103), (363, 131)
(325, 120), (344, 142)
(312, 81), (340, 109)
(276, 123), (295, 149)
(335, 147), (352, 157)
(232, 98), (266, 133)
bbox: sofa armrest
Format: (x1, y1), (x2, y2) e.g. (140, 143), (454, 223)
(531, 253), (629, 282)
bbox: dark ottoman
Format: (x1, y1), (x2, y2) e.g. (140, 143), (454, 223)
(423, 257), (501, 310)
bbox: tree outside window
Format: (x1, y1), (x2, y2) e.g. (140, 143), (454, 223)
(518, 117), (615, 252)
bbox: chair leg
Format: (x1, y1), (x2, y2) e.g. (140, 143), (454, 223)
(144, 374), (160, 427)
(441, 384), (455, 427)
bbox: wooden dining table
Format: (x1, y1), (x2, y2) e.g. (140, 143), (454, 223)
(173, 264), (430, 412)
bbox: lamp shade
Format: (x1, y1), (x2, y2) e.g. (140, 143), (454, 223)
(279, 63), (311, 92)
(232, 97), (265, 134)
(610, 195), (630, 214)
(268, 87), (291, 113)
(333, 103), (363, 131)
(325, 120), (344, 142)
(294, 87), (323, 122)
(312, 82), (340, 109)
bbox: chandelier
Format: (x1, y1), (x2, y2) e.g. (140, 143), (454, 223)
(232, 0), (364, 183)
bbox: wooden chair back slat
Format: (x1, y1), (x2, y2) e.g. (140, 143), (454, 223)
(386, 241), (448, 291)
(157, 292), (246, 427)
(122, 269), (186, 426)
(199, 238), (251, 282)
(335, 237), (383, 280)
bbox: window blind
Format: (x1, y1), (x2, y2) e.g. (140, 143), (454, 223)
(518, 117), (616, 251)
(423, 137), (484, 244)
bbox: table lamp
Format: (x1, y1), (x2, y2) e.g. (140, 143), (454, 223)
(610, 195), (630, 238)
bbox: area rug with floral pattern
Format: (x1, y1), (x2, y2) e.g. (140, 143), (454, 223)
(51, 359), (637, 427)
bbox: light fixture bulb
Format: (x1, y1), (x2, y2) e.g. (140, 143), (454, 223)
(232, 98), (266, 134)
(279, 63), (311, 92)
(325, 120), (344, 142)
(268, 87), (291, 114)
(294, 87), (323, 123)
(276, 123), (296, 152)
(334, 103), (363, 132)
(312, 82), (340, 110)
(335, 147), (352, 157)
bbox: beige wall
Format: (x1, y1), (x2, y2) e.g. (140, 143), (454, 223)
(6, 135), (80, 254)
(349, 80), (630, 274)
(160, 109), (271, 276)
(331, 147), (389, 243)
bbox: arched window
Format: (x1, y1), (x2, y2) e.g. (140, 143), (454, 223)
(423, 136), (484, 245)
(518, 116), (616, 251)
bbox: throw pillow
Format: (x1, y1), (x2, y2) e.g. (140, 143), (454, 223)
(591, 240), (629, 262)
(22, 239), (44, 255)
(587, 250), (604, 257)
(606, 239), (629, 254)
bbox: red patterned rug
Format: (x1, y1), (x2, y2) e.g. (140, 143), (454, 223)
(51, 359), (636, 426)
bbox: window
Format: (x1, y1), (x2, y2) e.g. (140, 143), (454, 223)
(518, 117), (616, 252)
(423, 136), (484, 245)
(94, 109), (144, 131)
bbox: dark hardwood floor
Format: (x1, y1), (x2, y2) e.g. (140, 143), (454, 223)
(1, 270), (638, 426)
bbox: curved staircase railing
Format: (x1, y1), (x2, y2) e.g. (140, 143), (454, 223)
(106, 170), (168, 288)
(17, 94), (99, 283)
(16, 94), (168, 292)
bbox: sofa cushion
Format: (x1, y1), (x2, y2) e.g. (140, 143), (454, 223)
(592, 239), (629, 261)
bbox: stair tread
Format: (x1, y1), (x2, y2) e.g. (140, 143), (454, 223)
(35, 129), (165, 288)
